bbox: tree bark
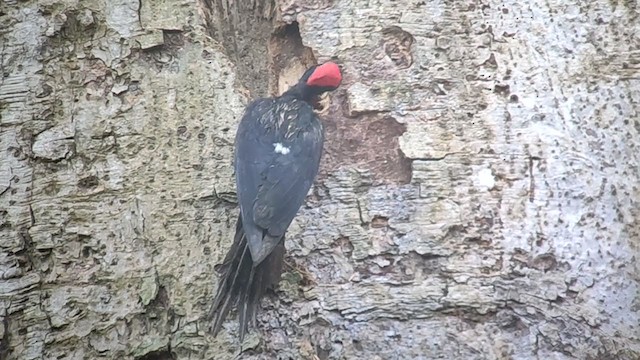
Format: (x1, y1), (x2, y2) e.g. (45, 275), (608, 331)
(1, 0), (638, 359)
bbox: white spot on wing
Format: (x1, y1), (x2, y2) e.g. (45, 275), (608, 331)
(273, 143), (290, 155)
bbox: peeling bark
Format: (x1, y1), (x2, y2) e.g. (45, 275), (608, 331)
(1, 0), (638, 360)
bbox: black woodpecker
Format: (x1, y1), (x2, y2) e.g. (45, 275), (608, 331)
(208, 62), (343, 341)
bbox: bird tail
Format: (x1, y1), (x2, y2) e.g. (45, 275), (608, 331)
(208, 214), (285, 341)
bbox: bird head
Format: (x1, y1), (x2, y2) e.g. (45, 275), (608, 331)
(285, 62), (343, 102)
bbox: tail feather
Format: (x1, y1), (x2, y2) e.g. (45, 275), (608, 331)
(245, 238), (285, 331)
(208, 214), (285, 342)
(209, 218), (252, 336)
(237, 261), (255, 341)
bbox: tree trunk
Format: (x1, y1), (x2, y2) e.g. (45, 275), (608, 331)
(1, 0), (638, 359)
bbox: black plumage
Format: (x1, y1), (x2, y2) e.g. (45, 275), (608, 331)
(208, 62), (342, 341)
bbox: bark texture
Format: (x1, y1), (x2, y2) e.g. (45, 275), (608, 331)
(1, 0), (638, 359)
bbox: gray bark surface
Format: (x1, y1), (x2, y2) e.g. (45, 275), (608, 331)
(0, 0), (638, 359)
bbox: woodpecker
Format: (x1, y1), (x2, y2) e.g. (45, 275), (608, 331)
(208, 62), (343, 341)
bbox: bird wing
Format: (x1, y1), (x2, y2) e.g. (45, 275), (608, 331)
(234, 98), (324, 264)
